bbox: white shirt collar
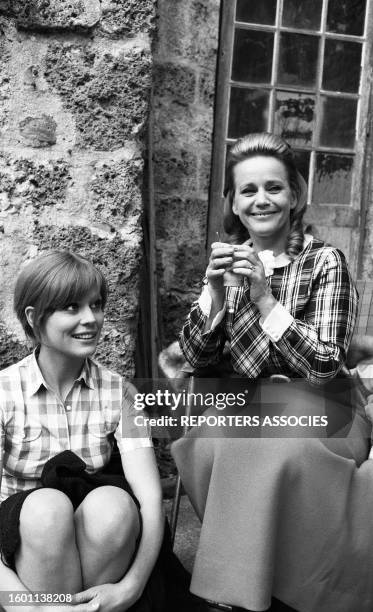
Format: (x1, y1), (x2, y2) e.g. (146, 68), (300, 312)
(255, 234), (313, 276)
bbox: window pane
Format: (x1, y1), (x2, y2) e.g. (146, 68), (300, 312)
(319, 97), (357, 149)
(228, 88), (269, 139)
(293, 150), (311, 184)
(236, 0), (277, 25)
(274, 91), (315, 146)
(313, 154), (353, 204)
(232, 29), (274, 83)
(323, 40), (362, 93)
(327, 0), (366, 36)
(278, 33), (319, 88)
(282, 0), (322, 30)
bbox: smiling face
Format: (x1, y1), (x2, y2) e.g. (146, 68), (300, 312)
(232, 155), (296, 252)
(37, 289), (104, 363)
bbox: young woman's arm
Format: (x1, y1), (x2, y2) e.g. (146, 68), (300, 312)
(118, 447), (164, 598)
(73, 447), (164, 612)
(0, 411), (32, 612)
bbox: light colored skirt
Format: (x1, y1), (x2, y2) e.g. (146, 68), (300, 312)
(172, 396), (373, 612)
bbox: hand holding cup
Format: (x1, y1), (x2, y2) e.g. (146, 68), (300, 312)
(231, 244), (271, 304)
(206, 242), (272, 305)
(206, 242), (236, 293)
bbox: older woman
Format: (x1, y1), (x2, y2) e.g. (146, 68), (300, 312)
(172, 134), (373, 612)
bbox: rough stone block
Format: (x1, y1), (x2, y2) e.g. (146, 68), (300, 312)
(189, 0), (220, 69)
(18, 114), (57, 147)
(98, 0), (156, 37)
(155, 0), (189, 59)
(96, 329), (137, 379)
(0, 326), (28, 370)
(199, 68), (215, 107)
(0, 18), (11, 129)
(156, 196), (208, 308)
(32, 159), (70, 208)
(10, 0), (101, 30)
(153, 100), (212, 153)
(0, 155), (70, 212)
(45, 43), (152, 149)
(198, 152), (212, 194)
(153, 62), (196, 105)
(153, 148), (198, 195)
(156, 0), (219, 67)
(89, 157), (143, 228)
(156, 196), (207, 246)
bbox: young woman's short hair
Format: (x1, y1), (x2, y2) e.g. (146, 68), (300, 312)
(14, 251), (108, 343)
(223, 132), (308, 259)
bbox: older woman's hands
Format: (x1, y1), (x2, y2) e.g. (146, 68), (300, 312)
(205, 242), (234, 313)
(231, 244), (270, 304)
(206, 242), (233, 290)
(206, 242), (276, 320)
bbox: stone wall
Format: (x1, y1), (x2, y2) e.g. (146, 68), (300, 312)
(152, 0), (220, 346)
(0, 0), (156, 376)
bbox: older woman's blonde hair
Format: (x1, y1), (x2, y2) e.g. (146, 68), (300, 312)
(223, 132), (308, 259)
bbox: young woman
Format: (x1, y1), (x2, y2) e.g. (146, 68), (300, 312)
(172, 134), (373, 612)
(0, 251), (164, 612)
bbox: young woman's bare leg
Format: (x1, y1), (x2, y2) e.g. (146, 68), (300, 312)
(15, 488), (82, 593)
(74, 486), (139, 588)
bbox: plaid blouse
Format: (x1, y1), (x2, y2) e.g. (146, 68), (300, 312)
(180, 238), (358, 384)
(0, 353), (152, 502)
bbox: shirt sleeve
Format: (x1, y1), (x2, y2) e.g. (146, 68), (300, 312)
(198, 284), (226, 331)
(270, 248), (358, 385)
(115, 381), (153, 454)
(260, 301), (294, 341)
(179, 288), (227, 370)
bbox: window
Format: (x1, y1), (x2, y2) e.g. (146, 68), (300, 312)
(208, 0), (373, 275)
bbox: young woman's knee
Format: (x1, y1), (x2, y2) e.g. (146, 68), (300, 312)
(19, 488), (75, 553)
(75, 486), (140, 549)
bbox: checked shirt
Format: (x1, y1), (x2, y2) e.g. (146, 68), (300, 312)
(0, 353), (152, 502)
(180, 238), (358, 384)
